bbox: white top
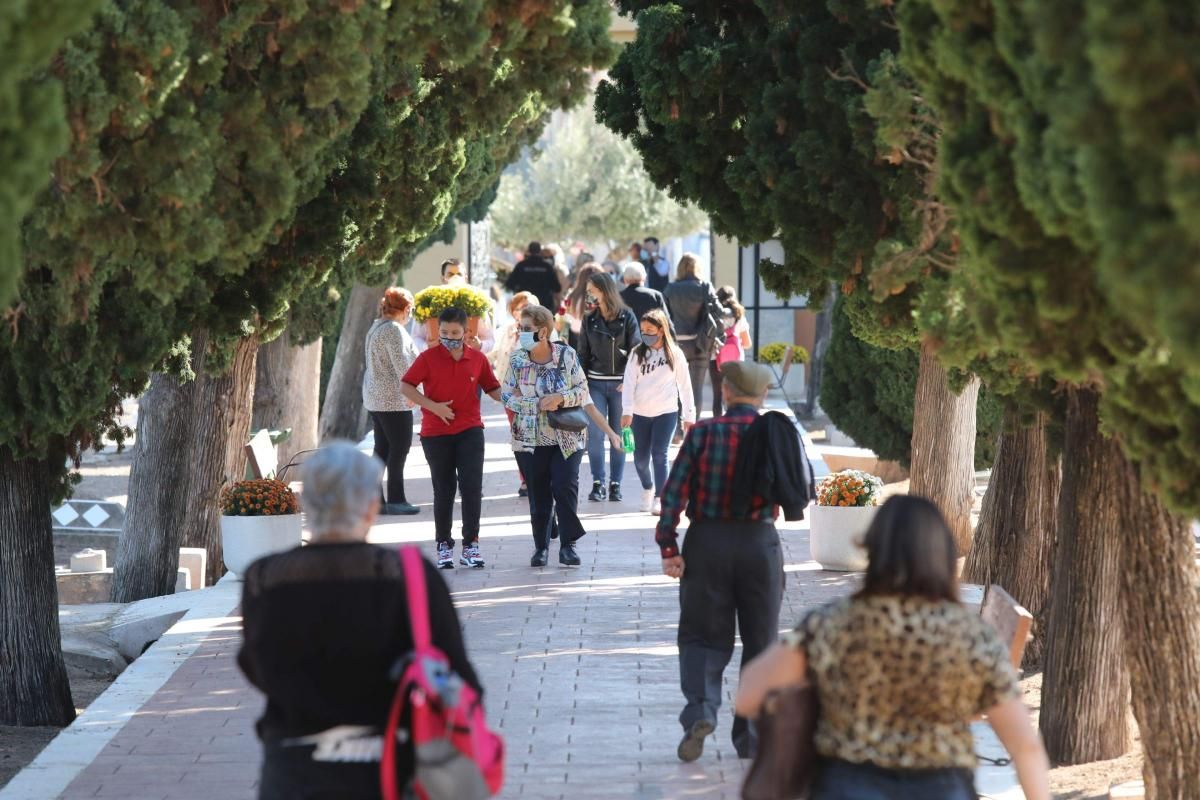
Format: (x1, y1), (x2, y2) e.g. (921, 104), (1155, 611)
(363, 319), (418, 412)
(621, 343), (695, 422)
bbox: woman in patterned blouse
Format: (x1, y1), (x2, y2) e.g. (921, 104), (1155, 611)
(362, 287), (420, 516)
(502, 303), (622, 569)
(735, 495), (1050, 800)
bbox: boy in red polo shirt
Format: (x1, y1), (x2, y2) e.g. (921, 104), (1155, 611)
(401, 307), (502, 569)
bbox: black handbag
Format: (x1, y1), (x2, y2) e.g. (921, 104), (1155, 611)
(741, 682), (819, 800)
(545, 345), (588, 433)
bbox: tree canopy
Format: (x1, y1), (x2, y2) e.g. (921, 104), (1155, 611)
(489, 97), (709, 249)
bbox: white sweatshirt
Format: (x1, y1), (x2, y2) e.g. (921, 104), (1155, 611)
(621, 343), (695, 422)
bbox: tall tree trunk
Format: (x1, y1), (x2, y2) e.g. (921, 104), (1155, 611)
(908, 338), (980, 555)
(180, 335), (259, 586)
(253, 319), (321, 471)
(1115, 457), (1200, 797)
(319, 283), (384, 442)
(963, 407), (1059, 668)
(0, 447), (75, 725)
(113, 362), (201, 602)
(1040, 387), (1129, 763)
(800, 282), (836, 418)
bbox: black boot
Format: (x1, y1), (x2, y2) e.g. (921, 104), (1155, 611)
(587, 481), (606, 501)
(608, 481), (622, 501)
(530, 548), (549, 567)
(559, 542), (580, 566)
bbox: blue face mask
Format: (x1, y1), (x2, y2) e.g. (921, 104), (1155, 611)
(440, 336), (464, 351)
(642, 333), (661, 347)
(519, 331), (538, 351)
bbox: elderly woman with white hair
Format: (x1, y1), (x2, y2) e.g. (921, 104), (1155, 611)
(238, 442), (482, 800)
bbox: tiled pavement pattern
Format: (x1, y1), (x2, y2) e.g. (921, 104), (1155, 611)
(58, 401), (859, 800)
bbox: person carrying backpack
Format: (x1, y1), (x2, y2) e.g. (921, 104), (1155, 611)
(663, 253), (725, 418)
(238, 443), (499, 800)
(709, 285), (753, 418)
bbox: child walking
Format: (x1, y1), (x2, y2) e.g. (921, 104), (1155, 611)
(620, 309), (695, 514)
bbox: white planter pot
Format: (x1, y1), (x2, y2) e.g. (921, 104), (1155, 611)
(220, 513), (303, 577)
(809, 504), (878, 571)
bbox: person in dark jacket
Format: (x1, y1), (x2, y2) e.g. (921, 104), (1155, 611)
(663, 253), (722, 416)
(732, 411), (815, 521)
(643, 236), (671, 292)
(576, 272), (640, 501)
(507, 241), (563, 310)
(238, 442), (483, 800)
(620, 261), (671, 329)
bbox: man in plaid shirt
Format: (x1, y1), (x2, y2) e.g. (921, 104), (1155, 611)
(656, 361), (783, 764)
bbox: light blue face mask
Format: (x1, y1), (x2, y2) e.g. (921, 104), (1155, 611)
(519, 331), (538, 351)
(642, 333), (661, 347)
(440, 336), (464, 351)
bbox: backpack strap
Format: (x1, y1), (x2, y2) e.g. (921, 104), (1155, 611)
(399, 546), (431, 650)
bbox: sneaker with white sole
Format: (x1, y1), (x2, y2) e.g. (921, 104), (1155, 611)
(436, 541), (454, 570)
(460, 543), (485, 569)
(652, 496), (662, 516)
(639, 488), (654, 512)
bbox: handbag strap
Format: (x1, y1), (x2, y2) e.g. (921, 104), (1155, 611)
(399, 545), (431, 650)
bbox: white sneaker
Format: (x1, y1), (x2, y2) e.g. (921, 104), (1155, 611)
(652, 497), (662, 516)
(639, 488), (654, 512)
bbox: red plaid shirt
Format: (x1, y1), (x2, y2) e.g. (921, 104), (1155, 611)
(655, 404), (777, 558)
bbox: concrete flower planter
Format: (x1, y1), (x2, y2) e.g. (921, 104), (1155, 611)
(220, 513), (303, 577)
(809, 504), (878, 571)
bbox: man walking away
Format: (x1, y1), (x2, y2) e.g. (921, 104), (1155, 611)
(663, 253), (724, 418)
(656, 362), (791, 763)
(643, 236), (671, 292)
(620, 261), (671, 328)
(508, 242), (565, 310)
(401, 307), (502, 570)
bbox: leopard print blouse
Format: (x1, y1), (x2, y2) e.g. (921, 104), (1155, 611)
(782, 594), (1020, 770)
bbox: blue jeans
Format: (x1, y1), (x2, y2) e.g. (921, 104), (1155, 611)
(586, 379), (625, 484)
(814, 759), (976, 799)
(631, 412), (677, 495)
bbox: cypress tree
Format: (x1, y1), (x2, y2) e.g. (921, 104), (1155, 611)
(901, 1), (1200, 788)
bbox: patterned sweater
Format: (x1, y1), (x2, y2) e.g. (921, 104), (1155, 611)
(362, 318), (418, 412)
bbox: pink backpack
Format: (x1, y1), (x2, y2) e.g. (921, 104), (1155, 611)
(382, 547), (504, 800)
(716, 324), (743, 367)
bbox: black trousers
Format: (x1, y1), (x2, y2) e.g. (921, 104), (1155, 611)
(708, 359), (724, 418)
(515, 446), (586, 549)
(677, 520), (783, 756)
(371, 410), (413, 504)
(420, 427), (484, 546)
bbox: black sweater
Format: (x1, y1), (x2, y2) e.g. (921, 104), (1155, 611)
(732, 411), (815, 521)
(238, 543), (481, 747)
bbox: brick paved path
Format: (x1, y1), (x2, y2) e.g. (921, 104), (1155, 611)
(58, 401), (856, 800)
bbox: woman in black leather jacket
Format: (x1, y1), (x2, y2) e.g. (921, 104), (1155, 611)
(576, 272), (640, 501)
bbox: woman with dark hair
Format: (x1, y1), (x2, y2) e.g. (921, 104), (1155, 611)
(735, 496), (1050, 800)
(363, 287), (420, 515)
(620, 309), (693, 514)
(577, 272), (640, 502)
(559, 262), (603, 349)
(709, 285), (753, 418)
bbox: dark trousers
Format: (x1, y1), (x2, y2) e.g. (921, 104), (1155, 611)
(631, 412), (677, 495)
(516, 446), (586, 549)
(708, 360), (724, 418)
(677, 520), (783, 755)
(678, 339), (709, 416)
(813, 759), (976, 800)
(420, 427), (484, 547)
(371, 410), (413, 504)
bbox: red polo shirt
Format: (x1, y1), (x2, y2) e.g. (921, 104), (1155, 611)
(402, 344), (500, 437)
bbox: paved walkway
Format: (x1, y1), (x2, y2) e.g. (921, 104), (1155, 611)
(13, 398), (1019, 799)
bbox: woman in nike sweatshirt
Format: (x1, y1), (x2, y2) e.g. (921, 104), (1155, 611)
(620, 309), (695, 514)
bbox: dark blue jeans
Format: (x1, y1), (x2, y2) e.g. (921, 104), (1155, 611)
(631, 412), (677, 495)
(813, 759), (976, 799)
(585, 379), (625, 484)
(515, 446), (586, 549)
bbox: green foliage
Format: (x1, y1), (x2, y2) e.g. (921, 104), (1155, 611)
(490, 97), (709, 247)
(757, 342), (809, 365)
(822, 298), (1000, 469)
(899, 0), (1200, 513)
(0, 1), (103, 305)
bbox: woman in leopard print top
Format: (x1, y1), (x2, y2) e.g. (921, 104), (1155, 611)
(735, 495), (1050, 800)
